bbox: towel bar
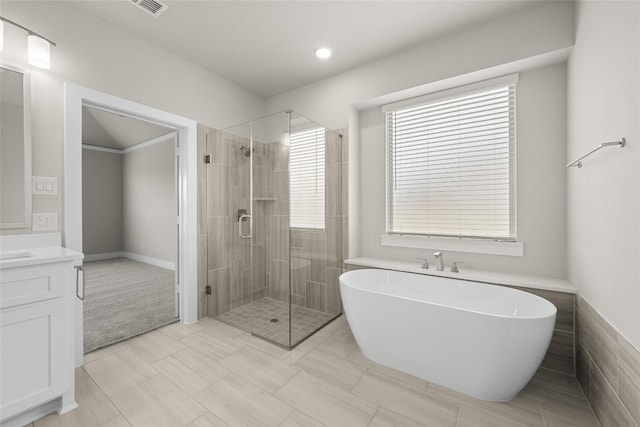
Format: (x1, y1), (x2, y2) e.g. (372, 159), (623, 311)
(566, 138), (625, 168)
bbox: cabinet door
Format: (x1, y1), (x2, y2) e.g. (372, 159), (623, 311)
(1, 298), (68, 420)
(0, 264), (68, 309)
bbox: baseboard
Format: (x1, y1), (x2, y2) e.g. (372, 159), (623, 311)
(83, 251), (175, 271)
(83, 251), (125, 262)
(122, 252), (175, 271)
(0, 398), (60, 427)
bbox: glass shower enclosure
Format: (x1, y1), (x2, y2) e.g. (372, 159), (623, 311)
(205, 110), (344, 349)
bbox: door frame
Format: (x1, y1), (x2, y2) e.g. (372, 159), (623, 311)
(64, 83), (198, 367)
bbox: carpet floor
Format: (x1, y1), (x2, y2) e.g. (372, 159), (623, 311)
(83, 258), (177, 353)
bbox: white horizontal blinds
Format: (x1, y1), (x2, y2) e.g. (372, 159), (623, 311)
(290, 127), (325, 229)
(386, 80), (516, 240)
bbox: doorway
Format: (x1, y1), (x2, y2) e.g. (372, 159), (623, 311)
(81, 105), (178, 352)
(64, 84), (198, 366)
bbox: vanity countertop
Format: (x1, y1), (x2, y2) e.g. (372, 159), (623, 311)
(0, 247), (84, 269)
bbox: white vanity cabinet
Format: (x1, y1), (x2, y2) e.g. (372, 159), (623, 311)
(0, 248), (82, 426)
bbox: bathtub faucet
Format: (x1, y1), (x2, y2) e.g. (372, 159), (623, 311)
(434, 251), (444, 271)
(416, 257), (429, 269)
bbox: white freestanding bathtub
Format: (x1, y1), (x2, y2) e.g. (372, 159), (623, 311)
(339, 269), (556, 401)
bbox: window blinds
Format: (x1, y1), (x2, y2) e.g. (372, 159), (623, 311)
(290, 127), (325, 229)
(385, 77), (517, 240)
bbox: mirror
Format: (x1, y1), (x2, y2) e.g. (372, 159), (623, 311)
(1, 65), (32, 229)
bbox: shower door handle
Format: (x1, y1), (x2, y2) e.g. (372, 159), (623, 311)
(238, 214), (252, 239)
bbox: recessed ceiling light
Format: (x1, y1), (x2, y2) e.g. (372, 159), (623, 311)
(314, 47), (332, 59)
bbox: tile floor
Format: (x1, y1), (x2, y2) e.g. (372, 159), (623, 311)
(26, 316), (600, 427)
(215, 298), (336, 348)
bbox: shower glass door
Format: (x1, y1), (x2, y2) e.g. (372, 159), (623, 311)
(205, 120), (263, 333)
(248, 112), (291, 347)
(206, 110), (343, 349)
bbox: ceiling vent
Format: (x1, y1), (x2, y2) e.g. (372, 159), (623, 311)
(129, 0), (169, 17)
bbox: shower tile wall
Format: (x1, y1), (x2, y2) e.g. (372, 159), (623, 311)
(200, 125), (349, 325)
(340, 128), (349, 277)
(268, 129), (346, 317)
(265, 139), (290, 304)
(203, 129), (268, 317)
(576, 296), (640, 427)
(513, 286), (575, 375)
(250, 140), (269, 302)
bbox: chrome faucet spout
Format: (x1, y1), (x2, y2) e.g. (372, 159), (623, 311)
(434, 251), (444, 271)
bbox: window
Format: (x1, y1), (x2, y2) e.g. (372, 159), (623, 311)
(384, 75), (517, 241)
(290, 127), (325, 229)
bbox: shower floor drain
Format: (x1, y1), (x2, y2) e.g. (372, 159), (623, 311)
(269, 318), (279, 323)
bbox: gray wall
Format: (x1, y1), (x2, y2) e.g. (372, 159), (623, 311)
(82, 149), (123, 255)
(265, 1), (574, 130)
(357, 63), (567, 277)
(82, 137), (176, 264)
(263, 1), (574, 280)
(123, 138), (176, 263)
(567, 1), (639, 351)
(0, 0), (265, 238)
(568, 5), (640, 423)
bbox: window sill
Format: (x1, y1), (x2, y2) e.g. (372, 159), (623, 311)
(380, 234), (524, 257)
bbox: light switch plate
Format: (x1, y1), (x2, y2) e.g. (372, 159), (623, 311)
(32, 176), (58, 195)
(32, 213), (58, 231)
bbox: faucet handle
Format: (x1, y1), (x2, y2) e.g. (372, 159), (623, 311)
(415, 257), (429, 269)
(451, 261), (465, 273)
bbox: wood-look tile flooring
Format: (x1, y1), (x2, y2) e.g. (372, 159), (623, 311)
(28, 316), (600, 427)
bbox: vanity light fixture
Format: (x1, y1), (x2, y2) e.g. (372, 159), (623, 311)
(314, 46), (332, 59)
(0, 16), (56, 69)
(27, 35), (51, 69)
